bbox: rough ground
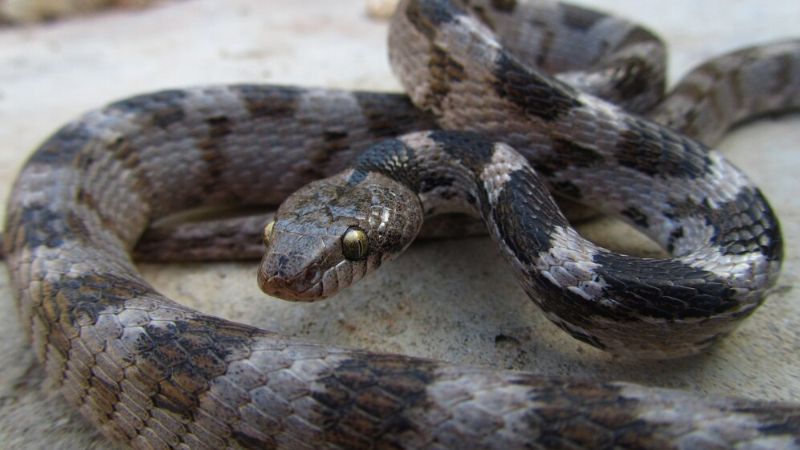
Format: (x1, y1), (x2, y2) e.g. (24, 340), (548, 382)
(0, 0), (798, 447)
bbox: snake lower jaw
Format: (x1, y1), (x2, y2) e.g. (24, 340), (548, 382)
(257, 270), (325, 302)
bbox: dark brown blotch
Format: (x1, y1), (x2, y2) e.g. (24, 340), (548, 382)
(428, 130), (497, 173)
(492, 52), (581, 122)
(28, 122), (94, 166)
(773, 53), (796, 98)
(15, 205), (80, 253)
(323, 129), (348, 142)
(552, 138), (604, 167)
(404, 0), (459, 39)
(425, 45), (467, 111)
(419, 174), (456, 194)
(592, 250), (738, 319)
(197, 118), (232, 196)
(664, 187), (781, 261)
(517, 379), (631, 444)
(206, 116), (234, 138)
(492, 169), (569, 268)
(153, 378), (197, 419)
(350, 138), (422, 188)
(707, 186), (782, 261)
(310, 354), (440, 443)
(109, 89), (188, 129)
(109, 135), (141, 170)
(234, 84), (301, 119)
(352, 92), (435, 137)
(131, 317), (259, 424)
(614, 117), (712, 178)
(297, 132), (350, 181)
(490, 0), (517, 13)
(530, 138), (603, 179)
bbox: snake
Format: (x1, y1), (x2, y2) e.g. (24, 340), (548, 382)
(3, 0), (800, 447)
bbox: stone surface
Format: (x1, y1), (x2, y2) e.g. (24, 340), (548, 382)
(0, 0), (798, 447)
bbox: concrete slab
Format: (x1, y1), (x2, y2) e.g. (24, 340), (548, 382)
(0, 0), (798, 447)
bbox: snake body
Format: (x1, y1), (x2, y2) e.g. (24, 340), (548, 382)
(3, 0), (800, 447)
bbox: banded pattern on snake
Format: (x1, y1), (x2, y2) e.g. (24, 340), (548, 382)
(2, 0), (800, 448)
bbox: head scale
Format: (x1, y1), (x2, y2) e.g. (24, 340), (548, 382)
(258, 170), (422, 301)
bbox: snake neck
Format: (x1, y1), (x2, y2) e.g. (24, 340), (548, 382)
(349, 129), (782, 357)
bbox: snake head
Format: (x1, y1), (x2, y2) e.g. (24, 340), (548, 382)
(258, 170), (423, 301)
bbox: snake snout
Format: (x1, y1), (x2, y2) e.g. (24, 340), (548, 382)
(257, 231), (337, 301)
(257, 254), (324, 301)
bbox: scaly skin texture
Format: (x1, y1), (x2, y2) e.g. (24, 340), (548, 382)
(2, 0), (800, 448)
(261, 0), (786, 358)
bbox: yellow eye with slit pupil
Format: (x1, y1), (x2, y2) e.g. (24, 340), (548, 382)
(342, 227), (368, 260)
(263, 220), (275, 246)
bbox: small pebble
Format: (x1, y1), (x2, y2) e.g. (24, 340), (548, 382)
(365, 0), (399, 20)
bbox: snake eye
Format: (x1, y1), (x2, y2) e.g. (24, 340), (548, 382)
(342, 226), (368, 260)
(263, 220), (275, 246)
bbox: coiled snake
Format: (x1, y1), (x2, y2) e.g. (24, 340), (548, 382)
(3, 0), (800, 447)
